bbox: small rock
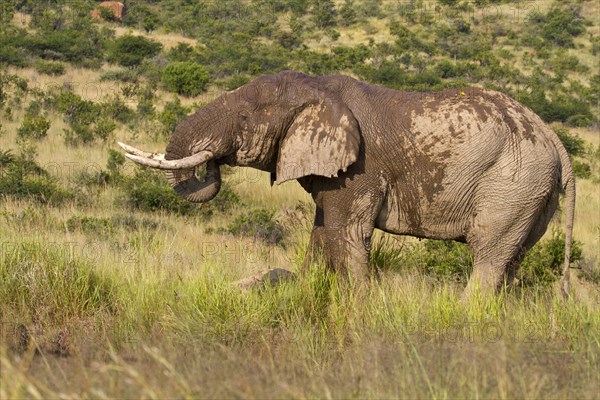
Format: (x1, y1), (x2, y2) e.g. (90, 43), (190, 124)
(232, 268), (296, 290)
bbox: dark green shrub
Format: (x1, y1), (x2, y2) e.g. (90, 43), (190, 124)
(554, 126), (585, 157)
(0, 150), (72, 205)
(167, 43), (196, 62)
(220, 74), (251, 91)
(93, 118), (117, 141)
(224, 208), (285, 245)
(16, 111), (50, 140)
(54, 90), (115, 145)
(136, 84), (156, 117)
(371, 228), (582, 288)
(34, 60), (65, 76)
(98, 6), (117, 22)
(102, 95), (136, 124)
(0, 72), (28, 109)
(517, 89), (593, 126)
(161, 62), (210, 96)
(312, 0), (337, 28)
(108, 34), (162, 67)
(518, 228), (583, 287)
(572, 160), (592, 179)
(100, 68), (140, 83)
(123, 168), (196, 215)
(421, 240), (473, 281)
(541, 7), (585, 47)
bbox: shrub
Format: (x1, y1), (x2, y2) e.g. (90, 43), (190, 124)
(123, 168), (196, 215)
(541, 7), (585, 47)
(517, 89), (593, 126)
(161, 62), (210, 96)
(371, 228), (582, 289)
(518, 228), (583, 287)
(572, 160), (592, 179)
(312, 0), (337, 28)
(100, 68), (140, 83)
(34, 60), (65, 76)
(0, 150), (72, 205)
(554, 126), (585, 157)
(101, 95), (136, 124)
(108, 35), (162, 68)
(54, 90), (115, 145)
(98, 6), (117, 22)
(16, 112), (50, 140)
(223, 208), (285, 245)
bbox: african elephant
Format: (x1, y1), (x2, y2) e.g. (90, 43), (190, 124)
(119, 71), (575, 296)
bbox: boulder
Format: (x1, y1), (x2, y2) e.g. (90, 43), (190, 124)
(91, 1), (125, 21)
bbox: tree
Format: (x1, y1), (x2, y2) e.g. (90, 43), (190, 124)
(161, 62), (210, 96)
(108, 35), (162, 67)
(312, 0), (337, 28)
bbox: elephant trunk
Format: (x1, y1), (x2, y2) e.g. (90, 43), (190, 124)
(164, 160), (221, 204)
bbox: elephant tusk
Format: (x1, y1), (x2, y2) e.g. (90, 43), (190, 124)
(124, 151), (214, 170)
(117, 141), (165, 161)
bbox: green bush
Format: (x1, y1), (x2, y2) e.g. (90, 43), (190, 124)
(98, 6), (117, 22)
(540, 7), (585, 47)
(518, 228), (583, 287)
(572, 160), (592, 179)
(517, 89), (594, 126)
(16, 111), (50, 140)
(34, 60), (65, 76)
(100, 68), (140, 83)
(108, 35), (162, 67)
(371, 228), (582, 288)
(554, 126), (585, 157)
(53, 90), (116, 145)
(123, 168), (196, 215)
(161, 62), (210, 96)
(223, 208), (284, 245)
(0, 150), (72, 205)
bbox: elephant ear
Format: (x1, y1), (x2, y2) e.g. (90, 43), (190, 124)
(275, 101), (360, 184)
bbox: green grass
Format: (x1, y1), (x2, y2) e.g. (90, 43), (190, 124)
(0, 239), (598, 398)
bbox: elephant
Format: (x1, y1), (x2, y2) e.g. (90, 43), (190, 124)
(119, 71), (575, 296)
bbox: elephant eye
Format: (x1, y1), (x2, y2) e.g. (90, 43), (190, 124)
(239, 112), (249, 122)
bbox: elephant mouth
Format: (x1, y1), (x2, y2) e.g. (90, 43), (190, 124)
(117, 142), (222, 203)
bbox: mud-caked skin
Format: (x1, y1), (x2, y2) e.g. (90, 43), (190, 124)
(120, 71), (575, 296)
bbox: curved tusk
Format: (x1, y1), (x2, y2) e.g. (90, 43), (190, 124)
(117, 141), (165, 161)
(124, 151), (213, 170)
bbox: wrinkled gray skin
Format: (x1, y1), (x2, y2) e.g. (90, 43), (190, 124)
(122, 71), (575, 296)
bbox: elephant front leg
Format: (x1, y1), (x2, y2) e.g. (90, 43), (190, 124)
(301, 220), (374, 284)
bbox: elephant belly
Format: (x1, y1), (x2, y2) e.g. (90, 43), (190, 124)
(375, 189), (468, 241)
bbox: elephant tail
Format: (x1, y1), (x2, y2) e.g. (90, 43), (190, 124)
(558, 145), (576, 297)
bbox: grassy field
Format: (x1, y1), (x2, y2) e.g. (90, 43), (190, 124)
(1, 0), (599, 398)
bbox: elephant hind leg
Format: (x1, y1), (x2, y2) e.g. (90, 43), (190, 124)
(465, 206), (545, 297)
(505, 188), (560, 284)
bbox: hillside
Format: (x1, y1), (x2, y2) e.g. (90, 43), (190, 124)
(1, 0), (599, 398)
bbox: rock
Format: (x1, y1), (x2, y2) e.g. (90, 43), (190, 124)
(232, 268), (296, 290)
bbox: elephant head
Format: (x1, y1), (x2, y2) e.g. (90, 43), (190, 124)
(119, 71), (361, 202)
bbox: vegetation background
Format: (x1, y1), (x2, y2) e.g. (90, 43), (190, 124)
(0, 0), (598, 398)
